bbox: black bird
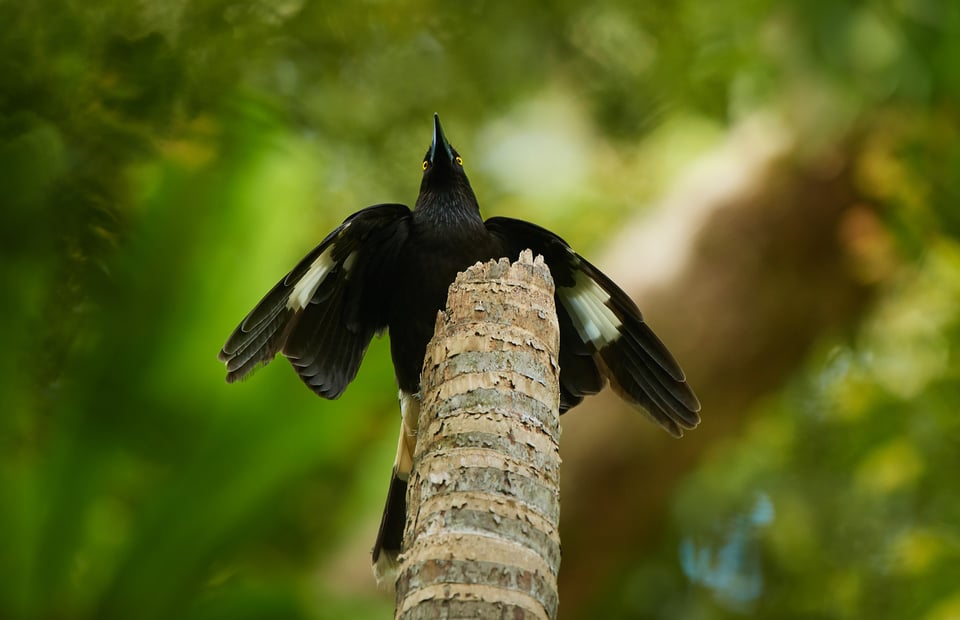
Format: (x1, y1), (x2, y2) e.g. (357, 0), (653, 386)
(218, 114), (700, 585)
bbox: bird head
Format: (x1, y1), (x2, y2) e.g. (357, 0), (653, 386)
(417, 114), (473, 201)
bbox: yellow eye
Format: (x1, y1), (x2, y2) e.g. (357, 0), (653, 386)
(455, 156), (463, 165)
(422, 160), (429, 170)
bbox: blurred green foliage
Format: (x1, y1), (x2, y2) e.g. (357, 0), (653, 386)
(598, 245), (960, 619)
(2, 0), (959, 618)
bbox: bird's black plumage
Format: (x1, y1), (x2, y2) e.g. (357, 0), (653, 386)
(218, 114), (700, 585)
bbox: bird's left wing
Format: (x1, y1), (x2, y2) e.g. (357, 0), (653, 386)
(486, 216), (700, 437)
(219, 203), (411, 399)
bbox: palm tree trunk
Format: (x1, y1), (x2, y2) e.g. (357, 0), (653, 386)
(394, 250), (562, 620)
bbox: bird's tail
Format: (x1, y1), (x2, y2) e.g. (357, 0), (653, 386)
(372, 391), (419, 589)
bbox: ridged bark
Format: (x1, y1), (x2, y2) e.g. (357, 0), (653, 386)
(394, 250), (562, 620)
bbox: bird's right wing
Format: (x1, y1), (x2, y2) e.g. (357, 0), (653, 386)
(486, 216), (700, 437)
(219, 203), (411, 399)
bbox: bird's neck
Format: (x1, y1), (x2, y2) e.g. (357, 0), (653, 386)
(413, 187), (485, 232)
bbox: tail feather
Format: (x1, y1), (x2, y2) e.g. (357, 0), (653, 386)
(372, 471), (408, 589)
(372, 391), (419, 590)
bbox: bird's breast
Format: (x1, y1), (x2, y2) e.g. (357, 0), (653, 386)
(387, 228), (502, 393)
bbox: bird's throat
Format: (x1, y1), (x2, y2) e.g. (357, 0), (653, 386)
(412, 193), (485, 233)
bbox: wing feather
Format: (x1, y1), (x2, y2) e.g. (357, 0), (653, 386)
(218, 204), (411, 398)
(486, 216), (699, 435)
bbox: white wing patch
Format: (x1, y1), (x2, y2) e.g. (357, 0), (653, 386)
(287, 248), (335, 311)
(561, 270), (622, 348)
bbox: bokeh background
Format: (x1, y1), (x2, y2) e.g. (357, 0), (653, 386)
(3, 1), (959, 618)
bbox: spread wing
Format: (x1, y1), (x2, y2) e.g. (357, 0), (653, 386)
(219, 203), (411, 399)
(486, 216), (700, 437)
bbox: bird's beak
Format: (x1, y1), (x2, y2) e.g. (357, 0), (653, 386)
(429, 113), (454, 165)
